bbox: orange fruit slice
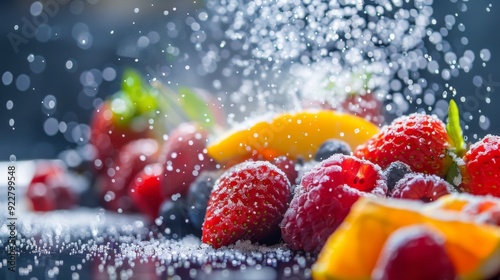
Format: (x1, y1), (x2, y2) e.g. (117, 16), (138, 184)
(312, 196), (500, 280)
(207, 110), (379, 165)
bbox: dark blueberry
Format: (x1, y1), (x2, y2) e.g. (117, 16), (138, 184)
(186, 171), (221, 232)
(158, 196), (195, 239)
(384, 161), (413, 192)
(314, 139), (352, 161)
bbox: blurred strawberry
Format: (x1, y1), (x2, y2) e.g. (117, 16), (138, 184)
(129, 163), (165, 220)
(96, 138), (160, 212)
(90, 69), (165, 173)
(159, 122), (217, 199)
(26, 161), (78, 212)
(341, 92), (385, 126)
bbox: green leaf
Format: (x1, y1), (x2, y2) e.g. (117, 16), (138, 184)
(178, 87), (216, 129)
(446, 99), (466, 157)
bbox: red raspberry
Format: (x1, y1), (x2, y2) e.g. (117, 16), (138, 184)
(390, 173), (456, 202)
(372, 225), (456, 280)
(461, 134), (500, 197)
(280, 154), (387, 252)
(354, 113), (453, 177)
(201, 161), (291, 249)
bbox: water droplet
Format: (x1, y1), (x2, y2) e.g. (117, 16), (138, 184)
(2, 71), (13, 86)
(30, 1), (43, 16)
(15, 74), (30, 91)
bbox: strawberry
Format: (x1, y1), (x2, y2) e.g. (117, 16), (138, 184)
(354, 113), (454, 177)
(341, 92), (385, 126)
(389, 173), (456, 202)
(281, 154), (387, 252)
(201, 161), (291, 249)
(26, 161), (78, 212)
(159, 122), (217, 199)
(372, 225), (456, 280)
(129, 163), (165, 220)
(90, 69), (165, 173)
(460, 134), (500, 197)
(96, 138), (160, 212)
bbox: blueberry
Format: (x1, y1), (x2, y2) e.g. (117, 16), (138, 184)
(158, 197), (195, 239)
(314, 139), (352, 161)
(186, 171), (221, 231)
(384, 161), (413, 192)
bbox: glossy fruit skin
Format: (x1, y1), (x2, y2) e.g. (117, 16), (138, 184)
(390, 173), (456, 202)
(372, 225), (456, 280)
(90, 101), (151, 173)
(26, 161), (78, 212)
(186, 171), (221, 231)
(461, 134), (500, 197)
(281, 155), (387, 252)
(383, 161), (412, 192)
(96, 138), (159, 212)
(159, 123), (217, 199)
(354, 113), (453, 177)
(202, 161), (291, 249)
(129, 163), (165, 220)
(314, 139), (352, 162)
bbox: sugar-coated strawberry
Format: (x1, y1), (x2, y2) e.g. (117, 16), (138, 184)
(460, 134), (500, 197)
(281, 154), (387, 252)
(26, 161), (78, 212)
(341, 92), (385, 126)
(390, 173), (456, 202)
(129, 163), (165, 220)
(159, 122), (217, 199)
(202, 161), (291, 249)
(97, 138), (159, 212)
(372, 225), (456, 280)
(90, 69), (165, 173)
(354, 113), (454, 177)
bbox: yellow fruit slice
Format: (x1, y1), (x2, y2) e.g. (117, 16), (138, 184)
(312, 196), (500, 280)
(207, 110), (379, 165)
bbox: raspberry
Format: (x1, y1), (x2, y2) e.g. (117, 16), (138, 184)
(281, 154), (387, 252)
(202, 161), (291, 249)
(390, 173), (456, 202)
(372, 225), (456, 280)
(129, 163), (165, 220)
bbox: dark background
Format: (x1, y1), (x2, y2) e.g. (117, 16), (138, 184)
(1, 0), (499, 161)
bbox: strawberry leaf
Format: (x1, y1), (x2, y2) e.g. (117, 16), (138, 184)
(178, 87), (216, 129)
(446, 99), (466, 157)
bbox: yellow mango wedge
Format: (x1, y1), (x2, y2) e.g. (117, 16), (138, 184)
(313, 196), (500, 280)
(207, 110), (379, 165)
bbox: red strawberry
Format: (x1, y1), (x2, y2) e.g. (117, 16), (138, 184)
(90, 69), (164, 173)
(97, 138), (159, 212)
(354, 113), (454, 177)
(129, 163), (165, 220)
(372, 225), (456, 280)
(26, 161), (78, 212)
(341, 92), (384, 126)
(390, 173), (456, 202)
(460, 134), (500, 197)
(202, 161), (291, 249)
(159, 122), (216, 199)
(280, 154), (387, 252)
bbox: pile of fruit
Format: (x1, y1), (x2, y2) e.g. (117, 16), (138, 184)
(26, 70), (500, 278)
